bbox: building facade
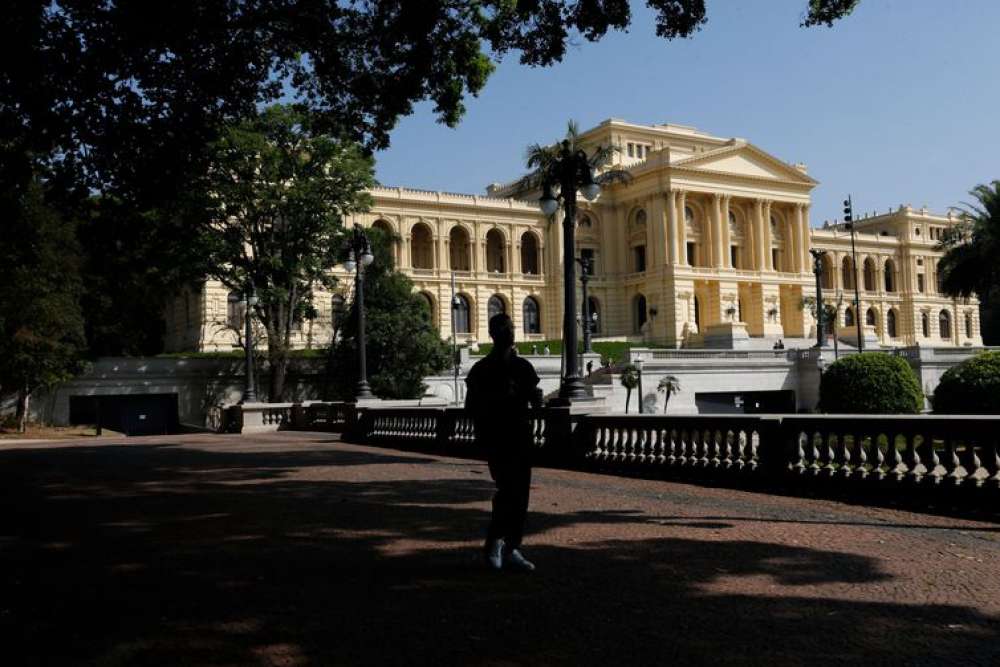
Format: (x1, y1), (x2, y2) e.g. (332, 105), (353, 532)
(164, 119), (982, 352)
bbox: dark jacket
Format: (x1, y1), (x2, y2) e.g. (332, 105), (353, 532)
(464, 350), (540, 449)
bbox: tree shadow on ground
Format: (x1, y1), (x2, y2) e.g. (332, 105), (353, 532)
(0, 438), (998, 666)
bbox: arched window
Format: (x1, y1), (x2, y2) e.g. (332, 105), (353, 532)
(486, 229), (506, 273)
(820, 254), (834, 290)
(863, 258), (877, 292)
(372, 219), (393, 235)
(884, 259), (897, 293)
(921, 312), (929, 337)
(966, 313), (973, 339)
(226, 290), (245, 329)
(635, 294), (647, 333)
(887, 309), (898, 338)
(418, 292), (435, 326)
(488, 295), (506, 320)
(453, 294), (471, 334)
(410, 223), (434, 269)
(522, 297), (540, 334)
(936, 261), (944, 293)
(587, 296), (600, 334)
(331, 294), (346, 335)
(520, 231), (540, 275)
(841, 257), (856, 290)
(684, 206), (694, 223)
(866, 308), (877, 327)
(449, 226), (471, 271)
(844, 306), (855, 327)
(939, 310), (952, 339)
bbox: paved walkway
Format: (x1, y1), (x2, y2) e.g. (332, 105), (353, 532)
(2, 432), (999, 666)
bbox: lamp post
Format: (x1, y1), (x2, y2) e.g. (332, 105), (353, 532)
(843, 196), (864, 351)
(343, 224), (375, 400)
(538, 141), (601, 400)
(240, 282), (259, 404)
(575, 255), (594, 354)
(635, 356), (644, 414)
(450, 271), (461, 406)
(810, 249), (828, 348)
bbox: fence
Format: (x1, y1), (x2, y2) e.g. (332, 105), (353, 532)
(289, 403), (1000, 501)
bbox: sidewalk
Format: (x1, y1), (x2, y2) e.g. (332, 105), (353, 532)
(1, 432), (998, 665)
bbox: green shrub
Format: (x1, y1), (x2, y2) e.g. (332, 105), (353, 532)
(819, 353), (923, 414)
(932, 351), (1000, 414)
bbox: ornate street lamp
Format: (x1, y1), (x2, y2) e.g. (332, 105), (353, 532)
(575, 255), (595, 354)
(843, 196), (865, 351)
(537, 141), (601, 400)
(343, 224), (375, 400)
(810, 249), (828, 348)
(240, 282), (259, 404)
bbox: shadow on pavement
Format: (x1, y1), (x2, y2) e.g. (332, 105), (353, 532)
(1, 438), (997, 665)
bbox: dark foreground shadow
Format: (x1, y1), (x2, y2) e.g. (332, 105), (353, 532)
(0, 439), (997, 666)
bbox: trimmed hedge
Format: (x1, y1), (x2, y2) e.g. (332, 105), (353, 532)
(932, 350), (1000, 414)
(819, 353), (923, 414)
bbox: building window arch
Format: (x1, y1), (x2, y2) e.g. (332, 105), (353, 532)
(522, 297), (541, 334)
(844, 306), (855, 328)
(485, 228), (506, 273)
(520, 230), (540, 275)
(372, 218), (394, 235)
(939, 310), (952, 339)
(921, 312), (930, 337)
(866, 307), (877, 328)
(449, 225), (472, 271)
(863, 257), (877, 292)
(841, 256), (856, 290)
(884, 259), (897, 293)
(453, 294), (472, 334)
(887, 308), (898, 338)
(634, 294), (647, 333)
(418, 291), (436, 328)
(820, 254), (835, 290)
(488, 294), (507, 320)
(965, 312), (974, 339)
(410, 222), (435, 269)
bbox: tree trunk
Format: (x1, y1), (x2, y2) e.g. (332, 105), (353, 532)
(625, 388), (631, 414)
(16, 385), (30, 433)
(268, 336), (289, 402)
(663, 389), (672, 414)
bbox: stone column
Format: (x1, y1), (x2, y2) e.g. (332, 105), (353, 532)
(711, 193), (724, 268)
(666, 191), (678, 265)
(401, 223), (412, 268)
(752, 199), (765, 271)
(676, 191), (688, 265)
(799, 204), (811, 273)
(762, 200), (773, 271)
(649, 195), (666, 268)
(720, 195), (732, 269)
(791, 205), (802, 273)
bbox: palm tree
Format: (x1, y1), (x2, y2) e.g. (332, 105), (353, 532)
(619, 363), (639, 413)
(515, 120), (632, 203)
(939, 181), (1000, 302)
(657, 375), (682, 413)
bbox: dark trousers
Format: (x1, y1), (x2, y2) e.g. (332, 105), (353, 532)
(486, 444), (532, 550)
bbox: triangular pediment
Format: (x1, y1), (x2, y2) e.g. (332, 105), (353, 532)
(672, 143), (817, 184)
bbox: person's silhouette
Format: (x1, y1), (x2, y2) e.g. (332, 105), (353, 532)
(465, 314), (542, 572)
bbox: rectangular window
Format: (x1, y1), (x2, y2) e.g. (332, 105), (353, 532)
(634, 245), (646, 272)
(627, 143), (634, 157)
(731, 246), (739, 269)
(771, 248), (780, 271)
(917, 274), (925, 293)
(686, 242), (696, 266)
(581, 248), (596, 275)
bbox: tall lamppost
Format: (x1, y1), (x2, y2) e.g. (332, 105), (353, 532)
(343, 224), (375, 400)
(843, 196), (864, 351)
(575, 255), (594, 354)
(538, 141), (601, 400)
(240, 282), (259, 404)
(635, 356), (645, 414)
(810, 249), (828, 348)
(450, 271), (461, 406)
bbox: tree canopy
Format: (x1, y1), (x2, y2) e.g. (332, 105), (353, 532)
(197, 104), (375, 400)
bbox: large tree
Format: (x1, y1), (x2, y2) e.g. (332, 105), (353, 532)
(197, 104), (374, 400)
(938, 181), (1000, 344)
(0, 180), (86, 432)
(327, 226), (451, 401)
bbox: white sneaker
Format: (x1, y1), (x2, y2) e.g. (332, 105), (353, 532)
(485, 538), (504, 570)
(504, 548), (535, 572)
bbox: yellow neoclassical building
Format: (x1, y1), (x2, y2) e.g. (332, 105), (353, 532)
(165, 118), (982, 351)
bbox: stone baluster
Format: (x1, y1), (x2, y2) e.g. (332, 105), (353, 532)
(821, 434), (838, 477)
(944, 439), (963, 485)
(904, 433), (922, 484)
(962, 441), (983, 488)
(884, 434), (903, 482)
(920, 435), (941, 485)
(808, 432), (822, 475)
(851, 432), (868, 480)
(665, 429), (677, 466)
(984, 441), (1000, 489)
(719, 430), (733, 469)
(791, 428), (807, 474)
(837, 434), (852, 478)
(697, 429), (711, 467)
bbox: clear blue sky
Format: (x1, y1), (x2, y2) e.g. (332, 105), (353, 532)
(374, 0), (1000, 225)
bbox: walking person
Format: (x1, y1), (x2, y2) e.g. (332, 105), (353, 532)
(465, 314), (542, 572)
